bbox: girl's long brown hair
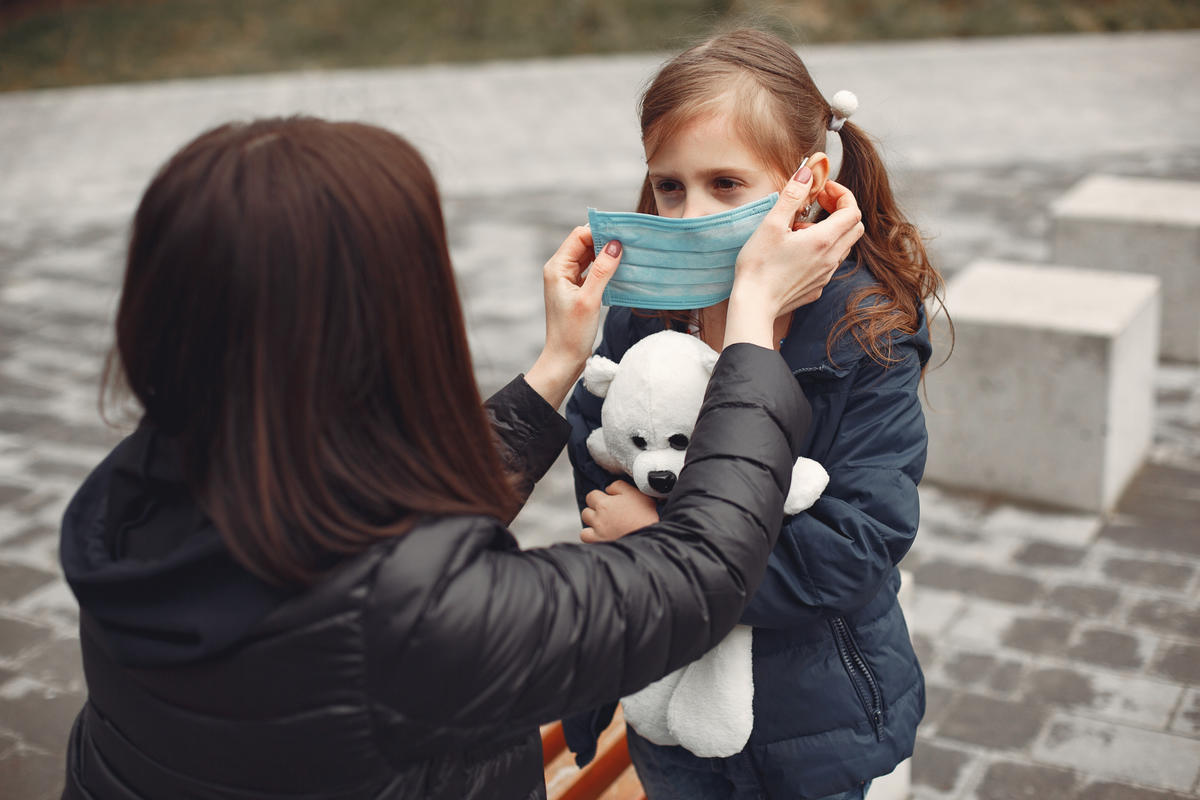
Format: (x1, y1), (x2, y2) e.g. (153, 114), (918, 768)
(637, 29), (948, 367)
(105, 117), (520, 585)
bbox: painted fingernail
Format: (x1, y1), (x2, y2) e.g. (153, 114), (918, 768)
(604, 239), (622, 257)
(792, 165), (812, 183)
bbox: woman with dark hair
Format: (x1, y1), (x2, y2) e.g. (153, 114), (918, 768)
(59, 116), (862, 799)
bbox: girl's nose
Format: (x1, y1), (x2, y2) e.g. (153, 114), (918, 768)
(681, 198), (718, 219)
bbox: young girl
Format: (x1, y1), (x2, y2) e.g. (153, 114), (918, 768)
(565, 29), (944, 800)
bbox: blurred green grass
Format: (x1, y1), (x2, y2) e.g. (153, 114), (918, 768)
(1, 0), (1197, 92)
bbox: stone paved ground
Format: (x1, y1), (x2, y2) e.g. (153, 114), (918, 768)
(1, 30), (1198, 800)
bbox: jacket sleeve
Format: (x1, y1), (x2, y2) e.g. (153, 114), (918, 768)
(368, 344), (811, 754)
(739, 338), (927, 627)
(485, 375), (573, 509)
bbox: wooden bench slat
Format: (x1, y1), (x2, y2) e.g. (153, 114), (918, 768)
(544, 707), (643, 800)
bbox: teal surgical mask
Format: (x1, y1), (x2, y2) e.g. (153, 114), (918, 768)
(587, 193), (779, 310)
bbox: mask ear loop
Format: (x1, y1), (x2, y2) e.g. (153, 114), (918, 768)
(792, 156), (820, 228)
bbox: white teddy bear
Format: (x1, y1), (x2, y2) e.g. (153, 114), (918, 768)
(582, 330), (829, 757)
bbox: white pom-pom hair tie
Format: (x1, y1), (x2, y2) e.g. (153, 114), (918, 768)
(827, 90), (858, 133)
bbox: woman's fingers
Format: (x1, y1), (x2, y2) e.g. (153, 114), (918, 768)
(581, 238), (621, 304)
(763, 163), (814, 231)
(546, 225), (594, 278)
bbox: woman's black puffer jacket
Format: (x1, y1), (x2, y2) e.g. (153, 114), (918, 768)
(60, 344), (809, 799)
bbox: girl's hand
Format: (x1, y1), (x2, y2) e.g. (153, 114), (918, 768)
(525, 228), (621, 408)
(580, 481), (660, 543)
(725, 170), (864, 349)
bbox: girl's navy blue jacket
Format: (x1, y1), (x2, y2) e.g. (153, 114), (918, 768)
(564, 260), (930, 799)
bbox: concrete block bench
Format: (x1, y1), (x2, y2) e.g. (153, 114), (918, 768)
(922, 260), (1160, 512)
(1051, 174), (1200, 362)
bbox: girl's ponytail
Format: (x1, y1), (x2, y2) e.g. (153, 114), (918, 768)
(829, 120), (948, 371)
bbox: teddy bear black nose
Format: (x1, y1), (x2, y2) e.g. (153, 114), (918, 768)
(648, 470), (677, 494)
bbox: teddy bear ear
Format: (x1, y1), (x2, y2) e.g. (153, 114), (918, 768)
(582, 355), (620, 398)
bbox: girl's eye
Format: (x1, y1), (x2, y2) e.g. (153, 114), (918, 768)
(655, 180), (682, 194)
(713, 178), (741, 191)
(669, 434), (689, 451)
(631, 435), (648, 450)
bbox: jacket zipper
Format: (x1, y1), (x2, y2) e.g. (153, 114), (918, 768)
(831, 616), (884, 741)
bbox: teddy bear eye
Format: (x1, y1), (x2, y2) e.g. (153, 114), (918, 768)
(631, 435), (648, 450)
(669, 434), (689, 451)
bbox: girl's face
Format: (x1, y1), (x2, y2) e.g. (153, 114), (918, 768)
(646, 111), (782, 219)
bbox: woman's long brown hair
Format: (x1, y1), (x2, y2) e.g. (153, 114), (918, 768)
(105, 117), (520, 585)
(636, 29), (949, 368)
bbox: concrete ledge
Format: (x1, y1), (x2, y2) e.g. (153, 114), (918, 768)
(923, 260), (1160, 512)
(1051, 174), (1200, 362)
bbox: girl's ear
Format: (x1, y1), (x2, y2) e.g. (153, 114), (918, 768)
(804, 152), (832, 203)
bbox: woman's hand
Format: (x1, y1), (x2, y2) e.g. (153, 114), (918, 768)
(525, 228), (621, 408)
(580, 480), (660, 543)
(725, 169), (864, 349)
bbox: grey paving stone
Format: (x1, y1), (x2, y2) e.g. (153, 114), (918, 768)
(912, 632), (936, 669)
(1122, 462), (1200, 494)
(911, 738), (973, 793)
(938, 693), (1049, 750)
(976, 760), (1078, 800)
(1116, 481), (1200, 525)
(1127, 597), (1200, 639)
(1022, 666), (1182, 730)
(1075, 783), (1194, 800)
(1067, 628), (1149, 671)
(0, 617), (54, 660)
(1103, 557), (1195, 591)
(913, 561), (1043, 606)
(1168, 687), (1200, 738)
(0, 746), (64, 800)
(0, 564), (55, 604)
(922, 684), (955, 730)
(1099, 519), (1200, 559)
(0, 681), (83, 756)
(1023, 667), (1099, 709)
(945, 598), (1025, 651)
(0, 375), (55, 402)
(18, 638), (83, 692)
(1151, 642), (1200, 684)
(979, 504), (1102, 549)
(24, 459), (93, 482)
(1034, 713), (1200, 793)
(988, 660), (1025, 694)
(1001, 616), (1074, 657)
(1013, 541), (1087, 568)
(1044, 584), (1121, 619)
(0, 525), (62, 553)
(941, 651), (998, 689)
(907, 586), (967, 638)
(0, 484), (34, 507)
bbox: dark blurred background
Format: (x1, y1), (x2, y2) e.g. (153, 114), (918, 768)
(1, 0), (1198, 92)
